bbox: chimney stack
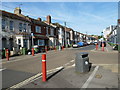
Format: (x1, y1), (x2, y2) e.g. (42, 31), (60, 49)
(38, 18), (42, 21)
(14, 7), (21, 15)
(47, 15), (51, 24)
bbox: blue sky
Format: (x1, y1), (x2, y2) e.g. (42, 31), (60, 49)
(1, 2), (118, 35)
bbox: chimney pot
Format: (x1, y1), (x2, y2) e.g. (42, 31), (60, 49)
(14, 7), (21, 15)
(38, 18), (42, 21)
(47, 15), (51, 24)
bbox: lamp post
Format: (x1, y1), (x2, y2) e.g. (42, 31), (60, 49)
(64, 22), (67, 48)
(31, 33), (34, 47)
(101, 31), (103, 42)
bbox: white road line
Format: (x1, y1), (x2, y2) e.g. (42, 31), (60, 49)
(70, 60), (75, 62)
(0, 68), (6, 71)
(105, 47), (108, 52)
(81, 66), (99, 88)
(8, 60), (74, 89)
(90, 48), (96, 51)
(8, 66), (64, 89)
(64, 63), (70, 66)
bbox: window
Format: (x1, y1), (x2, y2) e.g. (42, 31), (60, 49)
(18, 39), (21, 44)
(35, 26), (41, 33)
(46, 27), (49, 35)
(19, 23), (22, 32)
(23, 39), (28, 48)
(51, 28), (54, 36)
(23, 24), (26, 32)
(38, 40), (44, 46)
(2, 19), (5, 30)
(10, 21), (14, 31)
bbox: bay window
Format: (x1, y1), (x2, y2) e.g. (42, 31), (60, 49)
(36, 26), (41, 33)
(10, 21), (14, 31)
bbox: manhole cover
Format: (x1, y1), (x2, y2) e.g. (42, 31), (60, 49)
(95, 74), (102, 79)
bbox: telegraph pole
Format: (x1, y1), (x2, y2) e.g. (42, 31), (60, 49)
(64, 22), (67, 48)
(19, 3), (23, 8)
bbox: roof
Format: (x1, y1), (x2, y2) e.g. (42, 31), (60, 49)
(44, 21), (57, 28)
(52, 23), (64, 28)
(31, 19), (48, 26)
(66, 28), (71, 32)
(1, 10), (31, 22)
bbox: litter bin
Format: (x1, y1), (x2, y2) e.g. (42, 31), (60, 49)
(75, 52), (90, 73)
(2, 49), (5, 58)
(59, 46), (61, 51)
(22, 48), (27, 55)
(33, 45), (39, 53)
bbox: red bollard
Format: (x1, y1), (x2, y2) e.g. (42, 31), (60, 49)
(54, 46), (56, 51)
(32, 48), (34, 56)
(96, 43), (98, 50)
(102, 43), (104, 51)
(6, 49), (9, 61)
(45, 46), (48, 53)
(62, 46), (64, 50)
(42, 54), (47, 82)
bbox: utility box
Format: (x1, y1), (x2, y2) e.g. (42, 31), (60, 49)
(75, 52), (90, 73)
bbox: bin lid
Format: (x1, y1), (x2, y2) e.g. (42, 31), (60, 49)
(77, 52), (88, 56)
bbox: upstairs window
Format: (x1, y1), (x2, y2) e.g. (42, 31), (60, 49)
(36, 26), (41, 33)
(51, 28), (54, 36)
(38, 40), (45, 46)
(10, 21), (14, 31)
(23, 24), (26, 32)
(2, 19), (6, 30)
(19, 23), (22, 32)
(46, 27), (49, 35)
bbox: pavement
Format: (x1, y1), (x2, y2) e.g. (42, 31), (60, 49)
(1, 44), (119, 89)
(3, 44), (118, 89)
(21, 65), (118, 89)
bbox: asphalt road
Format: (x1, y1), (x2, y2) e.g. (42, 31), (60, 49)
(2, 45), (95, 89)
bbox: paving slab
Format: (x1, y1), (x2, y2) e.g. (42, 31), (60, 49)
(21, 65), (118, 89)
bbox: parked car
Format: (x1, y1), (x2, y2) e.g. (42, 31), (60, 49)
(77, 42), (84, 47)
(113, 44), (118, 50)
(72, 44), (79, 48)
(94, 41), (98, 45)
(72, 42), (84, 48)
(87, 41), (91, 45)
(83, 42), (88, 46)
(90, 42), (95, 45)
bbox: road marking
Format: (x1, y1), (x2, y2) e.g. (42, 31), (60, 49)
(70, 60), (75, 62)
(81, 66), (99, 88)
(64, 60), (75, 66)
(8, 66), (64, 89)
(0, 68), (6, 71)
(105, 47), (108, 52)
(8, 59), (74, 89)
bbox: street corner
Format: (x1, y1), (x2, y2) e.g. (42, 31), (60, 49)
(87, 65), (118, 88)
(21, 64), (118, 89)
(21, 65), (97, 88)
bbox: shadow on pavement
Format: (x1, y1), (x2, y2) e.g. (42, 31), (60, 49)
(47, 67), (64, 81)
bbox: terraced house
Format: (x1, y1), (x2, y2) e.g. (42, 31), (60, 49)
(44, 15), (58, 50)
(53, 23), (65, 48)
(1, 8), (31, 55)
(30, 17), (49, 52)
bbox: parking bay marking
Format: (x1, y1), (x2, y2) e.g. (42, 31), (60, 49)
(8, 59), (74, 88)
(81, 66), (99, 88)
(8, 66), (64, 89)
(0, 68), (6, 71)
